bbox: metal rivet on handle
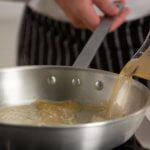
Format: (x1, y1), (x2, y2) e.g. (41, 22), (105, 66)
(72, 78), (81, 87)
(95, 81), (103, 90)
(48, 76), (56, 85)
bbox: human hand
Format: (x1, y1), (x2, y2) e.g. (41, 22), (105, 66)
(55, 0), (130, 31)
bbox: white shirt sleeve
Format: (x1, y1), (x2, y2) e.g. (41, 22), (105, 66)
(28, 0), (150, 22)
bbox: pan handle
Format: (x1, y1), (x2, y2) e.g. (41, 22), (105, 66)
(73, 2), (123, 68)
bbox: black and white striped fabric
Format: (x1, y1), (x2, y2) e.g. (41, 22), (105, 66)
(17, 6), (150, 87)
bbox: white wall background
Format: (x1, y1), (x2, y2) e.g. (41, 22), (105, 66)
(0, 1), (24, 67)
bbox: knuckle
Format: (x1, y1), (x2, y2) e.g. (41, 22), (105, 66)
(90, 19), (100, 28)
(71, 20), (83, 28)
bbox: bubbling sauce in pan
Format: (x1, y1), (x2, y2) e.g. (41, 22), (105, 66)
(0, 100), (118, 126)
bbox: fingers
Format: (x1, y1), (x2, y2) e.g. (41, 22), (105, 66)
(56, 0), (101, 31)
(55, 0), (129, 31)
(110, 7), (130, 32)
(70, 18), (85, 29)
(119, 0), (126, 3)
(94, 0), (119, 16)
(77, 0), (101, 30)
(94, 0), (129, 31)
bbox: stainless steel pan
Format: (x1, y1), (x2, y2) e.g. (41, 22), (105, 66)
(0, 11), (149, 150)
(0, 66), (149, 150)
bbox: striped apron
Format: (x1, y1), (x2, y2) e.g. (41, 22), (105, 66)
(17, 6), (150, 87)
